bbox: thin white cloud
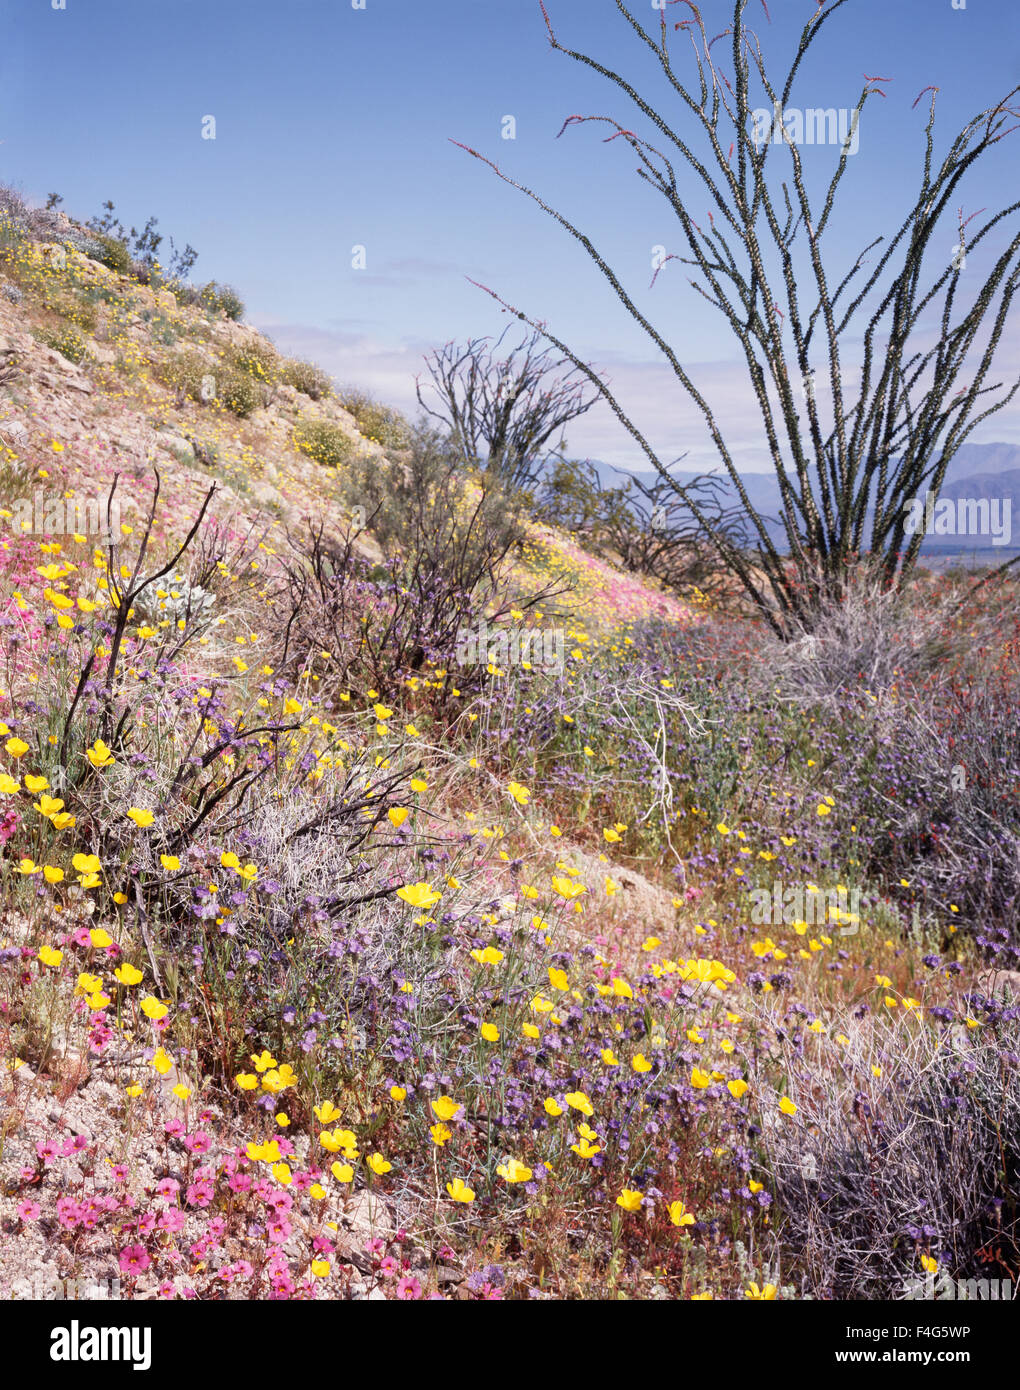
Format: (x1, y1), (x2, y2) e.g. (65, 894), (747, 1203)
(253, 318), (1020, 476)
(253, 319), (433, 410)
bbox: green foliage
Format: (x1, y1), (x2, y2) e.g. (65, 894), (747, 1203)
(0, 210), (26, 257)
(154, 350), (260, 416)
(217, 371), (261, 418)
(293, 418), (357, 469)
(53, 294), (98, 336)
(539, 457), (632, 544)
(80, 283), (124, 308)
(200, 281), (245, 321)
(86, 232), (132, 276)
(87, 200), (199, 285)
(340, 421), (527, 572)
(224, 338), (279, 385)
(34, 324), (89, 365)
(280, 357), (332, 401)
(340, 387), (411, 450)
(154, 350), (215, 403)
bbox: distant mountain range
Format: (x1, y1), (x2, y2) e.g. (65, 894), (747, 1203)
(584, 442), (1020, 559)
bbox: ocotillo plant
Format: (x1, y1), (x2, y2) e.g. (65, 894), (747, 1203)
(456, 0), (1020, 634)
(415, 325), (601, 493)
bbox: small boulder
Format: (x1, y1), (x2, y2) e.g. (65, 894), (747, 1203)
(158, 434), (196, 465)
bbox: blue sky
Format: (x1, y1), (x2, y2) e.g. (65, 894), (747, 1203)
(2, 0), (1018, 470)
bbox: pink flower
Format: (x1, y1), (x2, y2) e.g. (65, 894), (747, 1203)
(56, 1196), (82, 1229)
(18, 1199), (41, 1220)
(379, 1256), (399, 1278)
(119, 1244), (151, 1275)
(185, 1179), (213, 1208)
(396, 1275), (422, 1300)
(154, 1177), (180, 1200)
(163, 1119), (184, 1138)
(158, 1208), (186, 1233)
(36, 1140), (59, 1165)
(183, 1131), (212, 1154)
(80, 1204), (101, 1230)
(266, 1216), (292, 1244)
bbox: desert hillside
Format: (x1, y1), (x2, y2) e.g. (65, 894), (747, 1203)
(1, 194), (1018, 1307)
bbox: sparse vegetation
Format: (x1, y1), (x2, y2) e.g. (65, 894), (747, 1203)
(225, 338), (280, 386)
(293, 417), (358, 468)
(280, 357), (332, 400)
(339, 387), (411, 449)
(84, 231), (133, 277)
(216, 371), (261, 418)
(200, 280), (245, 322)
(33, 325), (89, 365)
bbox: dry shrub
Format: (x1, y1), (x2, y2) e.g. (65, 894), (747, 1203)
(757, 1009), (1020, 1299)
(750, 565), (956, 704)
